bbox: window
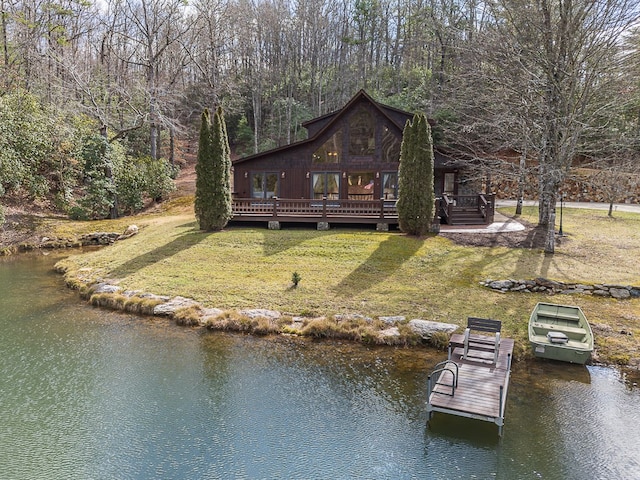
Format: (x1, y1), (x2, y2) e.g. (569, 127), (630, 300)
(381, 125), (400, 163)
(312, 172), (340, 200)
(348, 172), (375, 200)
(251, 172), (279, 199)
(349, 106), (375, 156)
(444, 173), (455, 194)
(382, 173), (398, 200)
(313, 131), (342, 164)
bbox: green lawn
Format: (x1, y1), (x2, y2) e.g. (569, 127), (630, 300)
(54, 204), (640, 367)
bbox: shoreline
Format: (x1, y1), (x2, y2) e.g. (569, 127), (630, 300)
(2, 201), (639, 379)
(51, 252), (640, 385)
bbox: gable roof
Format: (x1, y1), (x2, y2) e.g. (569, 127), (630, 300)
(233, 90), (413, 166)
(301, 89), (413, 132)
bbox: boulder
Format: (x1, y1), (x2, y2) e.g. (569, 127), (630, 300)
(378, 315), (405, 325)
(408, 319), (458, 339)
(610, 288), (631, 300)
(118, 225), (139, 240)
(240, 308), (281, 320)
(153, 296), (199, 316)
(535, 278), (564, 289)
(489, 280), (514, 290)
(93, 283), (122, 294)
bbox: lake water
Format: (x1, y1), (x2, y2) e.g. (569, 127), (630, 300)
(1, 253), (639, 479)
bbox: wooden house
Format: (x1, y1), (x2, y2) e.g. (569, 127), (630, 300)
(231, 90), (494, 229)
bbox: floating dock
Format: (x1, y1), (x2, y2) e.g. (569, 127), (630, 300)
(426, 334), (514, 436)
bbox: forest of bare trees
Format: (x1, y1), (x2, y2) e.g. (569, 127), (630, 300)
(1, 0), (639, 251)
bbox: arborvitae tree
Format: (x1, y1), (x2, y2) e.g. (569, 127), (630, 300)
(195, 107), (232, 231)
(195, 109), (215, 229)
(397, 113), (435, 236)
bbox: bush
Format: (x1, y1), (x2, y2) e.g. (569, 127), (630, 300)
(141, 157), (176, 201)
(115, 164), (145, 215)
(68, 205), (89, 221)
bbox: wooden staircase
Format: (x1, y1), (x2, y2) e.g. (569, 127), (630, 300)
(438, 194), (495, 226)
(447, 207), (489, 225)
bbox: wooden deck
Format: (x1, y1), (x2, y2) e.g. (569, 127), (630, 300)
(231, 194), (495, 226)
(426, 334), (514, 436)
(232, 197), (399, 224)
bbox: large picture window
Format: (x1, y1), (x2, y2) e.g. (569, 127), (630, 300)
(349, 106), (375, 156)
(382, 172), (398, 200)
(444, 172), (455, 194)
(251, 172), (279, 199)
(312, 172), (340, 200)
(347, 172), (375, 200)
(381, 125), (400, 163)
(313, 131), (342, 164)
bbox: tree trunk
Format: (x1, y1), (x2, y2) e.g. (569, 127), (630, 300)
(169, 125), (175, 167)
(252, 90), (260, 154)
(544, 212), (556, 254)
(516, 147), (527, 215)
(1, 0), (8, 68)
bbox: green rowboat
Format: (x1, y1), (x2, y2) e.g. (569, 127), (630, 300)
(528, 302), (594, 364)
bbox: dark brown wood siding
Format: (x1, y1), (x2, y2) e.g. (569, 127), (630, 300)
(233, 91), (463, 200)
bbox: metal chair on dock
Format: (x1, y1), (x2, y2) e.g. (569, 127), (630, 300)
(462, 317), (502, 364)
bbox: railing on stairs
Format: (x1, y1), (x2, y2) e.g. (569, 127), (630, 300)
(437, 193), (495, 225)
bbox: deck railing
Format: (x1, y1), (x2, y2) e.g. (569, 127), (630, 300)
(232, 197), (398, 221)
(232, 194), (495, 225)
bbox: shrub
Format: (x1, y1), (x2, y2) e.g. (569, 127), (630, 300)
(141, 156), (176, 201)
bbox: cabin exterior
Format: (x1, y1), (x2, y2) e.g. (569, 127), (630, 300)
(231, 90), (494, 229)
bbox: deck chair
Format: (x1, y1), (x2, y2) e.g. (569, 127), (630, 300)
(463, 317), (502, 364)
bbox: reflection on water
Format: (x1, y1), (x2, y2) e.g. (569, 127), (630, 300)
(1, 253), (639, 479)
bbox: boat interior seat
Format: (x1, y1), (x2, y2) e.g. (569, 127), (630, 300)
(535, 310), (581, 322)
(532, 322), (587, 340)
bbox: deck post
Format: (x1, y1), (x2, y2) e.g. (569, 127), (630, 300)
(322, 196), (327, 219)
(379, 198), (385, 219)
(272, 196), (278, 218)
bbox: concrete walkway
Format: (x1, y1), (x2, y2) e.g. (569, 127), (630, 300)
(439, 211), (525, 234)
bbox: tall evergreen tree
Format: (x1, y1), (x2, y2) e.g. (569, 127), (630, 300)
(195, 109), (214, 229)
(195, 107), (232, 231)
(397, 113), (435, 236)
(211, 106), (233, 229)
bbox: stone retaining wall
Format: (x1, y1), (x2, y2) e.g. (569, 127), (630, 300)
(482, 278), (640, 300)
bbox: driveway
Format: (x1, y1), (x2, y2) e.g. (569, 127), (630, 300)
(495, 199), (640, 214)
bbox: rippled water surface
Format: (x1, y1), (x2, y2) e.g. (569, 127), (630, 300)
(1, 253), (639, 479)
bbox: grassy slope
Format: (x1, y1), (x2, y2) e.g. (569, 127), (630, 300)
(53, 202), (640, 367)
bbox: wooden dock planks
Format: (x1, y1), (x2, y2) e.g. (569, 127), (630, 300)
(427, 337), (515, 434)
